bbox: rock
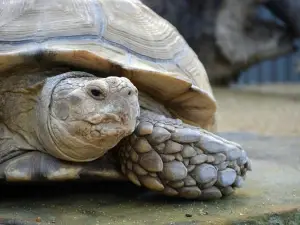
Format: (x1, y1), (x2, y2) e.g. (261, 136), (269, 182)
(139, 151), (163, 172)
(191, 163), (218, 184)
(182, 145), (197, 158)
(135, 122), (153, 136)
(147, 127), (171, 144)
(179, 186), (201, 199)
(133, 138), (153, 153)
(161, 161), (187, 181)
(190, 154), (208, 165)
(171, 128), (201, 143)
(217, 168), (237, 187)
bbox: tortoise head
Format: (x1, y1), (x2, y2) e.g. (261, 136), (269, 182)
(35, 72), (140, 162)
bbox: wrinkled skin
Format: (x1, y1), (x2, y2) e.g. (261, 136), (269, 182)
(0, 71), (140, 162)
(0, 70), (251, 200)
(44, 75), (139, 162)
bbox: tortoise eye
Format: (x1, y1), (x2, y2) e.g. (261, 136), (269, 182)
(87, 87), (106, 100)
(91, 89), (101, 97)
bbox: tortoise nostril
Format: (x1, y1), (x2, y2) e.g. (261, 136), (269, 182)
(128, 90), (132, 96)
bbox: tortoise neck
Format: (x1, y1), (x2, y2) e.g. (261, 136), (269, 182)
(138, 91), (173, 118)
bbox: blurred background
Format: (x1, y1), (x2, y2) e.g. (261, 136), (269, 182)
(142, 0), (300, 137)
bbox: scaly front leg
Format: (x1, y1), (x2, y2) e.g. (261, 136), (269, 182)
(118, 109), (251, 200)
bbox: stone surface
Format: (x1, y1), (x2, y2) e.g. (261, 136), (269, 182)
(0, 133), (300, 225)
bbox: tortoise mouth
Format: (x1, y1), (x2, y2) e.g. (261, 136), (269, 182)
(91, 124), (129, 138)
(86, 113), (136, 138)
(84, 113), (122, 125)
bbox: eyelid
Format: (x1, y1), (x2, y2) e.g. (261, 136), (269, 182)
(86, 85), (107, 100)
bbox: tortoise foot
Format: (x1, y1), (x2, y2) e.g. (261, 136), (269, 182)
(118, 112), (252, 200)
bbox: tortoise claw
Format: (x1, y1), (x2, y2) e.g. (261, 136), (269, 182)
(118, 112), (252, 200)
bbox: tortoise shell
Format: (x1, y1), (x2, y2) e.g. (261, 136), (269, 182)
(0, 0), (216, 130)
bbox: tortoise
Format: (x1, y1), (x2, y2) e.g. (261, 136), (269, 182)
(0, 0), (251, 200)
